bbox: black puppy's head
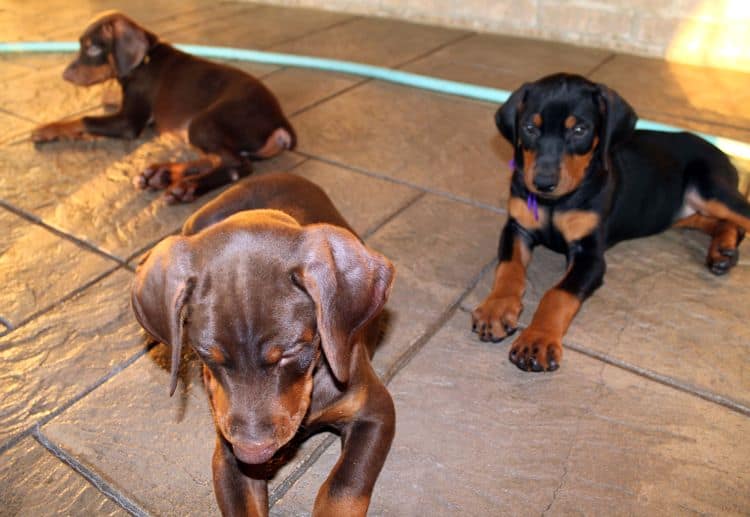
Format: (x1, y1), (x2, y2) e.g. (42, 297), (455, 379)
(496, 73), (637, 198)
(131, 210), (394, 465)
(63, 11), (157, 86)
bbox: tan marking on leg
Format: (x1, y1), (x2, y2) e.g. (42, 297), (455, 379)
(553, 210), (600, 242)
(307, 388), (368, 425)
(530, 288), (581, 336)
(686, 192), (750, 233)
(472, 238), (531, 341)
(314, 492), (369, 517)
(508, 196), (545, 230)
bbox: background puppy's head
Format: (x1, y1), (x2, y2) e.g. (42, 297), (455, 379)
(496, 73), (637, 198)
(64, 11), (156, 85)
(131, 210), (394, 465)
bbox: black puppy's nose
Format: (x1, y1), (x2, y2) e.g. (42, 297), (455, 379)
(533, 176), (557, 193)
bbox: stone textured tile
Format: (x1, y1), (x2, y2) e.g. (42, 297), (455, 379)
(160, 5), (354, 50)
(364, 194), (500, 375)
(262, 67), (361, 116)
(590, 54), (750, 142)
(0, 208), (118, 330)
(0, 61), (109, 124)
(405, 32), (611, 91)
(463, 228), (750, 408)
(43, 346), (332, 516)
(272, 311), (750, 516)
(292, 80), (509, 208)
(0, 138), (302, 261)
(290, 158), (421, 237)
(270, 16), (469, 67)
(0, 437), (125, 516)
(0, 111), (34, 146)
(0, 269), (142, 447)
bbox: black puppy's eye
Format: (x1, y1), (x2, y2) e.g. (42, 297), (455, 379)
(85, 45), (103, 58)
(571, 124), (588, 137)
(523, 123), (540, 137)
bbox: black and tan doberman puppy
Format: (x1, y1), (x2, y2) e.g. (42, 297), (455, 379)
(472, 73), (750, 372)
(132, 173), (395, 516)
(32, 11), (295, 203)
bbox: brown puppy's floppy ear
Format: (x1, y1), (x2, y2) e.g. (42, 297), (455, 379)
(596, 84), (637, 171)
(495, 82), (530, 145)
(110, 16), (150, 78)
(299, 225), (395, 385)
(131, 236), (196, 396)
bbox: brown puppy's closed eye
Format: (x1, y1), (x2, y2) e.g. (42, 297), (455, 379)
(33, 11), (296, 204)
(131, 173), (396, 516)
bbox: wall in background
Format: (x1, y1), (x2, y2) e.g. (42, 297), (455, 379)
(247, 0), (750, 72)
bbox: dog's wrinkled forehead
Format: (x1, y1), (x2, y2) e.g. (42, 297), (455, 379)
(524, 75), (600, 122)
(188, 210), (313, 349)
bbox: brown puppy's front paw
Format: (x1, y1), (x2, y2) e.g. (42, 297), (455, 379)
(135, 163), (174, 190)
(163, 180), (198, 204)
(471, 295), (523, 342)
(508, 328), (562, 372)
(31, 120), (85, 143)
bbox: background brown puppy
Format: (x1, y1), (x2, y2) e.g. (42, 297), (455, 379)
(472, 73), (750, 372)
(132, 173), (395, 516)
(32, 11), (296, 203)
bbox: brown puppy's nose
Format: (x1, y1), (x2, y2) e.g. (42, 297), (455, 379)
(231, 439), (278, 465)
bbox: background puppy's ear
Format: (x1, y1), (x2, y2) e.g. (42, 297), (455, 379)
(300, 226), (395, 385)
(131, 236), (196, 396)
(596, 84), (638, 170)
(495, 83), (530, 145)
(111, 16), (150, 78)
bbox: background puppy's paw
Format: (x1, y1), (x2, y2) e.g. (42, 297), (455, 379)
(508, 328), (562, 372)
(471, 295), (522, 342)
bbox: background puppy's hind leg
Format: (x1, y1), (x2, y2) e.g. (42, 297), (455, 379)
(674, 214), (745, 275)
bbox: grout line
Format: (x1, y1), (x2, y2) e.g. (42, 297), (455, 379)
(393, 31), (476, 71)
(0, 264), (127, 338)
(260, 15), (362, 51)
(584, 52), (616, 78)
(362, 191), (426, 240)
(0, 347), (148, 456)
(292, 151), (507, 215)
(0, 200), (128, 266)
(33, 428), (148, 517)
(563, 341), (750, 417)
(288, 78), (371, 118)
(269, 434), (337, 506)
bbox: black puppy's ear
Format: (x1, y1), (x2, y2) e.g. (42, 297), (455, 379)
(299, 225), (395, 385)
(495, 83), (531, 144)
(596, 84), (637, 170)
(131, 236), (196, 396)
(110, 16), (150, 78)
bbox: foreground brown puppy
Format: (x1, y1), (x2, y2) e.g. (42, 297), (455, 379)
(472, 73), (750, 372)
(32, 11), (295, 203)
(132, 173), (395, 516)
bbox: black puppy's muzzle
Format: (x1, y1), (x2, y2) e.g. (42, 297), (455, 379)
(533, 138), (563, 193)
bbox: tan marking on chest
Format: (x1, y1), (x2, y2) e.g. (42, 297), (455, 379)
(553, 210), (600, 242)
(508, 196), (545, 230)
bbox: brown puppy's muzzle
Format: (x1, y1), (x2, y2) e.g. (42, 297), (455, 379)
(63, 59), (114, 86)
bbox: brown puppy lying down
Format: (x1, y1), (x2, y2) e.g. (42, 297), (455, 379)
(132, 173), (395, 516)
(33, 11), (295, 203)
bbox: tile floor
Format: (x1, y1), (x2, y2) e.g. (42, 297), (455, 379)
(1, 1), (748, 515)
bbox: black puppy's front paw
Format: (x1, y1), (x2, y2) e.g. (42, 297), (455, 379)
(508, 328), (562, 372)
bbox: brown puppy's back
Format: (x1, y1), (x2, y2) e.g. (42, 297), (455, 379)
(182, 173), (351, 236)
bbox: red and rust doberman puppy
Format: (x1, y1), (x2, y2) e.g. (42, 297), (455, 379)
(32, 11), (296, 204)
(132, 172), (395, 516)
(472, 73), (750, 372)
